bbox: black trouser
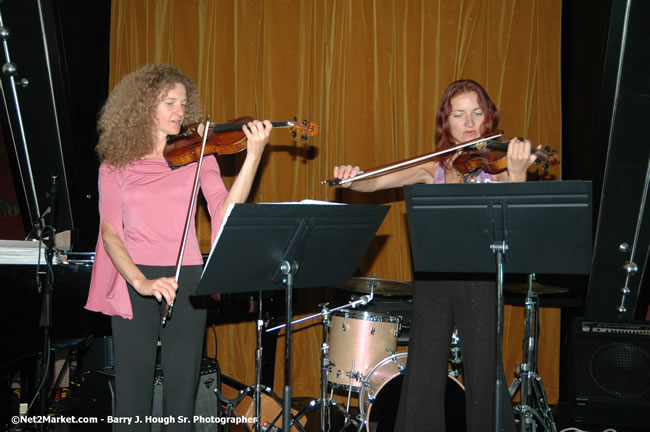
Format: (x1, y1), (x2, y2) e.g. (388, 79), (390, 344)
(395, 276), (516, 432)
(111, 265), (207, 432)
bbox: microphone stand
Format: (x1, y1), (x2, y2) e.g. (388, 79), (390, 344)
(34, 176), (58, 426)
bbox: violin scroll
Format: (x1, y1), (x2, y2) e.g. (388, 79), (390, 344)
(534, 145), (560, 170)
(288, 117), (319, 141)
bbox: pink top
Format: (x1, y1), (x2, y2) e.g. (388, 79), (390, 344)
(85, 156), (228, 319)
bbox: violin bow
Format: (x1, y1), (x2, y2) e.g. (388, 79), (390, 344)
(162, 119), (211, 327)
(322, 131), (504, 186)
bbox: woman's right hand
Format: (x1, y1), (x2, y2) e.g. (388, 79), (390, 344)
(333, 164), (361, 188)
(133, 277), (178, 304)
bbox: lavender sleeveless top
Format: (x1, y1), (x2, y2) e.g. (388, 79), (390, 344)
(433, 166), (494, 184)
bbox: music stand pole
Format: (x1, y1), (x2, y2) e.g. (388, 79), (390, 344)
(38, 176), (58, 424)
(491, 241), (508, 432)
(320, 304), (330, 431)
(280, 260), (297, 432)
(254, 290), (263, 432)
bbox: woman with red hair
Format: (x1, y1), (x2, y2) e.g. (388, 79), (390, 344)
(333, 79), (537, 431)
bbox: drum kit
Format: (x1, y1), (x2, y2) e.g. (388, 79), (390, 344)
(217, 274), (563, 432)
(259, 275), (465, 432)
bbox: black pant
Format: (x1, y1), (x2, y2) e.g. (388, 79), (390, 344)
(111, 265), (207, 432)
(395, 277), (516, 432)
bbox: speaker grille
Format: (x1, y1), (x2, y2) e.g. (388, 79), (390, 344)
(570, 318), (650, 429)
(590, 342), (650, 399)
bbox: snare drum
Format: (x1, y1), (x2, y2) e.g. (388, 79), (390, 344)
(327, 309), (400, 390)
(359, 352), (466, 432)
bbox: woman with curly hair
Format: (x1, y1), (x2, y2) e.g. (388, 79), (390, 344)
(333, 79), (537, 431)
(85, 63), (272, 430)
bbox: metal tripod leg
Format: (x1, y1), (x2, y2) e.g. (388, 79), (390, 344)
(264, 291), (373, 432)
(289, 303), (360, 432)
(510, 274), (557, 432)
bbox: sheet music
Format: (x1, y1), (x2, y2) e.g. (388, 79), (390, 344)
(202, 200), (345, 276)
(268, 199), (345, 206)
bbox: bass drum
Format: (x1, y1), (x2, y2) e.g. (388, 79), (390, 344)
(359, 352), (466, 432)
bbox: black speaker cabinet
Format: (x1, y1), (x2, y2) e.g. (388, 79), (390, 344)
(152, 360), (220, 432)
(80, 359), (219, 431)
(569, 318), (650, 428)
(80, 336), (115, 373)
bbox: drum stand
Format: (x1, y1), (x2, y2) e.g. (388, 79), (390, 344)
(267, 290), (374, 432)
(215, 292), (306, 432)
(509, 275), (557, 432)
(448, 328), (463, 378)
(310, 302), (358, 432)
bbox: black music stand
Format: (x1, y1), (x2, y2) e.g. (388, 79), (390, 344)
(404, 180), (592, 431)
(196, 202), (389, 432)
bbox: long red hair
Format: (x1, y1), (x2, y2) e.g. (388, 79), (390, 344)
(434, 79), (500, 168)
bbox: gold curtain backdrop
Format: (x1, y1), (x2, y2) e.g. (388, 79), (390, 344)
(109, 0), (563, 404)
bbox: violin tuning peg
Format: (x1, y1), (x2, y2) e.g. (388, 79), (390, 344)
(303, 119), (307, 126)
(292, 116), (297, 123)
(534, 158), (541, 165)
(543, 163), (549, 170)
(545, 146), (552, 152)
(291, 131), (297, 138)
(301, 134), (308, 141)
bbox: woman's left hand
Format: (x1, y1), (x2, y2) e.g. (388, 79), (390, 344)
(506, 137), (538, 182)
(243, 120), (273, 160)
(219, 119), (273, 219)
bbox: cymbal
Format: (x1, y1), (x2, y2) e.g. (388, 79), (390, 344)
(338, 277), (414, 296)
(504, 282), (568, 295)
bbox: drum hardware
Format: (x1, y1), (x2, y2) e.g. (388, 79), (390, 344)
(381, 348), (403, 371)
(504, 281), (568, 295)
(215, 291), (306, 432)
(338, 277), (414, 297)
(217, 374), (306, 432)
(343, 360), (358, 419)
(507, 274), (558, 432)
(216, 385), (277, 432)
(266, 283), (375, 432)
(448, 328), (463, 377)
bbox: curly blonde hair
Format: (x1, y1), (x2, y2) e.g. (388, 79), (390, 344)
(96, 64), (203, 167)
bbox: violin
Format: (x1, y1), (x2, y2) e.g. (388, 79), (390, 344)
(321, 131), (560, 186)
(164, 116), (318, 167)
(322, 131), (505, 186)
(452, 139), (559, 176)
